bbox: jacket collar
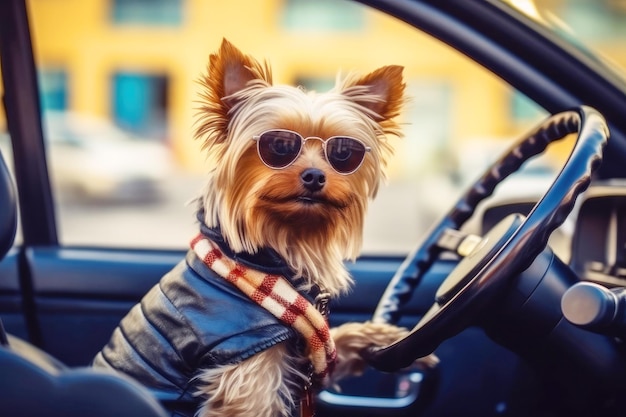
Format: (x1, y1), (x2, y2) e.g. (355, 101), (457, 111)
(196, 209), (323, 301)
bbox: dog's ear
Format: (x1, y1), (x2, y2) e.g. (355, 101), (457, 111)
(196, 39), (272, 146)
(341, 65), (405, 123)
(207, 39), (273, 108)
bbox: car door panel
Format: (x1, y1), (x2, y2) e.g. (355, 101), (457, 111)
(27, 247), (182, 298)
(23, 247), (183, 365)
(16, 247), (455, 366)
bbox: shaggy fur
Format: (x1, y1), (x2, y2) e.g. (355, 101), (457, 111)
(194, 344), (307, 417)
(189, 39), (434, 417)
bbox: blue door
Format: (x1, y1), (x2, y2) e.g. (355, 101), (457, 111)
(112, 72), (168, 140)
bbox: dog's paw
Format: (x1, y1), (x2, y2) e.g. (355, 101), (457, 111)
(328, 321), (438, 383)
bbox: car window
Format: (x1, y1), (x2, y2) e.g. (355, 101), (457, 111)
(26, 0), (554, 254)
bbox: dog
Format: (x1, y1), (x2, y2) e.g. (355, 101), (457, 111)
(93, 39), (436, 417)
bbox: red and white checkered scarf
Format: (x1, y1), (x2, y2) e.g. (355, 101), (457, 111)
(191, 234), (336, 385)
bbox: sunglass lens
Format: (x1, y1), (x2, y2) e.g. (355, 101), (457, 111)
(258, 131), (302, 168)
(326, 137), (367, 173)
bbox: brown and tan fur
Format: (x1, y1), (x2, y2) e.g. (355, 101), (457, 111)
(192, 39), (434, 417)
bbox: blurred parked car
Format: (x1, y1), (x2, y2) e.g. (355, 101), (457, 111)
(44, 112), (173, 203)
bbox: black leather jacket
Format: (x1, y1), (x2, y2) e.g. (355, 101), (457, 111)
(93, 227), (313, 413)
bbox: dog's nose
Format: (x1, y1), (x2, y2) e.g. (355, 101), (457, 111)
(300, 168), (326, 192)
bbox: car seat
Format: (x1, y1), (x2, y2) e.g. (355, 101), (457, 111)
(0, 148), (170, 417)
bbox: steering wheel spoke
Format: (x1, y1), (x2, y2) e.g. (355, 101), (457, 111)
(435, 228), (483, 257)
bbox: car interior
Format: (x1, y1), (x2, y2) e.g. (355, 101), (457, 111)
(4, 0), (626, 416)
(0, 144), (169, 416)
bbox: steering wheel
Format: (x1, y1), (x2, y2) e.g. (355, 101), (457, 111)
(363, 106), (609, 372)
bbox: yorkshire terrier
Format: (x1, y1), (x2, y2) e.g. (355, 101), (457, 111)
(94, 39), (436, 417)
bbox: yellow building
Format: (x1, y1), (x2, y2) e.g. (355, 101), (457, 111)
(23, 0), (594, 176)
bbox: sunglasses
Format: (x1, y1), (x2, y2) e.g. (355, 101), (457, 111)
(252, 129), (371, 175)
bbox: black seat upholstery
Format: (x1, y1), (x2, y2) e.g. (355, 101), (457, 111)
(1, 336), (170, 417)
(0, 149), (16, 262)
(0, 148), (169, 417)
(0, 149), (16, 346)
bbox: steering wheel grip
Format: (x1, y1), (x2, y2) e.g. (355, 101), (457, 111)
(365, 106), (608, 371)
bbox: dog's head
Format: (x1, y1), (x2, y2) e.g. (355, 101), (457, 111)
(196, 39), (405, 294)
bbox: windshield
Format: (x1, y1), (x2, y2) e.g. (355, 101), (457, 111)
(503, 0), (626, 84)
